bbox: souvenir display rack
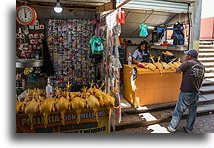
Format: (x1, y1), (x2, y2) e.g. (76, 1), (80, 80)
(47, 19), (96, 90)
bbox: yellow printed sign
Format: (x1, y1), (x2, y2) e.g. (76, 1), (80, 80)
(16, 108), (109, 133)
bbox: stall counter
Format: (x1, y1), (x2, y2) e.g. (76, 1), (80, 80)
(123, 64), (182, 107)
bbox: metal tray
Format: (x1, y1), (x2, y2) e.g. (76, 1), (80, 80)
(16, 60), (43, 68)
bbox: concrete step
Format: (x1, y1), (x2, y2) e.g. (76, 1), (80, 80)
(202, 79), (214, 86)
(199, 41), (214, 45)
(115, 103), (214, 131)
(204, 78), (214, 81)
(199, 57), (214, 62)
(200, 39), (214, 42)
(199, 49), (214, 53)
(200, 94), (214, 101)
(204, 73), (214, 79)
(202, 62), (214, 68)
(200, 85), (214, 94)
(199, 45), (214, 49)
(122, 95), (214, 114)
(205, 67), (214, 73)
(199, 53), (214, 58)
(148, 104), (214, 120)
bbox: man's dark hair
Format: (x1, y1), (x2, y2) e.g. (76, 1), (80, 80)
(188, 54), (197, 58)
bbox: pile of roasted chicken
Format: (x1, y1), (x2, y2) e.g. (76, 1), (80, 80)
(137, 56), (182, 76)
(16, 82), (119, 130)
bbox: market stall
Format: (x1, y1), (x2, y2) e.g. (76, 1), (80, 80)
(16, 0), (121, 133)
(16, 0), (200, 133)
(115, 0), (196, 107)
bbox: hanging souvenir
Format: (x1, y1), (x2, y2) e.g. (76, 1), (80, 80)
(29, 24), (34, 30)
(34, 20), (40, 30)
(39, 24), (44, 30)
(28, 34), (33, 39)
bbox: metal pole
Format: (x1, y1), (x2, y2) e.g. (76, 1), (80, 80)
(189, 0), (202, 50)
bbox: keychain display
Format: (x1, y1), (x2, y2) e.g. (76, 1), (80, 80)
(47, 19), (96, 89)
(16, 19), (45, 60)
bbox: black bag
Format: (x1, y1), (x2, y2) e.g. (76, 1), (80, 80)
(171, 22), (184, 45)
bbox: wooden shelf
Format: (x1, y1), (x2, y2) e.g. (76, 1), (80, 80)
(151, 45), (188, 51)
(127, 44), (139, 46)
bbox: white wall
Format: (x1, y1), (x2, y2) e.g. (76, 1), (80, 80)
(201, 0), (214, 18)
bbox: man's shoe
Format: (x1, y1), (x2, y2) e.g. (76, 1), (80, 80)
(183, 127), (192, 133)
(167, 126), (176, 133)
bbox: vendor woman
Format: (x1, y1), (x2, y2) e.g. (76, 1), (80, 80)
(132, 40), (150, 64)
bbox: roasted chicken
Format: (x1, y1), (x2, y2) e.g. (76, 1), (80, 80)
(162, 51), (173, 56)
(24, 99), (40, 130)
(161, 61), (170, 70)
(16, 100), (26, 114)
(150, 56), (163, 76)
(55, 96), (69, 125)
(70, 96), (86, 124)
(167, 58), (178, 70)
(85, 94), (100, 122)
(144, 63), (156, 71)
(55, 87), (67, 98)
(39, 97), (55, 127)
(101, 90), (119, 120)
(173, 60), (182, 68)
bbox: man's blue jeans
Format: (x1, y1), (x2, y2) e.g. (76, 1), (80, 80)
(169, 91), (199, 132)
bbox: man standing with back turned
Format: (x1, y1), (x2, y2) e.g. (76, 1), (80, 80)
(168, 49), (205, 133)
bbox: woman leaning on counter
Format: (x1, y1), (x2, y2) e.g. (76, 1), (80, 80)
(132, 40), (150, 64)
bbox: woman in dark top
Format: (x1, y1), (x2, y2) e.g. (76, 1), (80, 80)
(132, 40), (150, 64)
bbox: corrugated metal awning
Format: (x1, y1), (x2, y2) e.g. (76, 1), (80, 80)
(122, 0), (189, 13)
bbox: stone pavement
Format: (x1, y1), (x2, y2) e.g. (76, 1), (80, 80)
(114, 93), (214, 133)
(113, 113), (214, 133)
(160, 114), (214, 133)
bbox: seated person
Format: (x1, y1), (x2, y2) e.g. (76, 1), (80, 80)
(132, 40), (150, 64)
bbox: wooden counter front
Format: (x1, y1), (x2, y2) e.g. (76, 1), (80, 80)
(123, 64), (182, 107)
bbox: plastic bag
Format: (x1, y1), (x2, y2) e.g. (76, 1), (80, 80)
(139, 24), (148, 37)
(89, 36), (104, 54)
(117, 11), (125, 24)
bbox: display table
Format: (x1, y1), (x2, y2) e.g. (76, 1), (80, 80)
(16, 107), (109, 133)
(123, 64), (182, 107)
